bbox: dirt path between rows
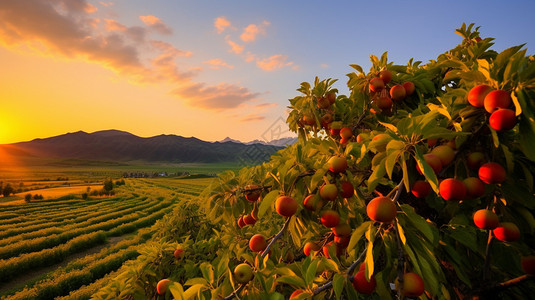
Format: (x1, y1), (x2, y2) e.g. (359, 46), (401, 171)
(0, 235), (127, 296)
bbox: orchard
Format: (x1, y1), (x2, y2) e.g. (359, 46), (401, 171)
(96, 23), (535, 299)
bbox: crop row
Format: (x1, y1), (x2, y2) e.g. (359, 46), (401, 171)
(0, 201), (175, 282)
(53, 270), (119, 300)
(0, 196), (150, 240)
(0, 198), (174, 259)
(4, 247), (140, 300)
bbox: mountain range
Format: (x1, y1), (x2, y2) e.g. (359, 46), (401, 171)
(0, 130), (288, 164)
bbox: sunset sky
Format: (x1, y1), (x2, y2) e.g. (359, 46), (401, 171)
(1, 0), (534, 144)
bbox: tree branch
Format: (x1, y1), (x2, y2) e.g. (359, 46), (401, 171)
(261, 216), (292, 258)
(223, 283), (246, 300)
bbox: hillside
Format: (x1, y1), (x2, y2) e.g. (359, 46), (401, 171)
(0, 130), (282, 164)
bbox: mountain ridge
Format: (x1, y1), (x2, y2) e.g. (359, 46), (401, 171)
(1, 130), (284, 164)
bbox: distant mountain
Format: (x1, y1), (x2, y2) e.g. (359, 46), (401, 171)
(0, 130), (283, 164)
(219, 136), (298, 147)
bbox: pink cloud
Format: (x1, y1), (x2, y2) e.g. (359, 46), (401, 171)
(240, 114), (265, 122)
(172, 82), (261, 110)
(105, 19), (126, 32)
(214, 16), (232, 34)
(240, 21), (270, 42)
(203, 58), (234, 69)
(99, 1), (114, 7)
(139, 15), (172, 35)
(225, 36), (244, 54)
(256, 54), (294, 71)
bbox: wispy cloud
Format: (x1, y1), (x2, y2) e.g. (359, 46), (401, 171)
(203, 58), (234, 69)
(214, 16), (232, 34)
(256, 54), (294, 71)
(139, 15), (172, 35)
(240, 21), (270, 42)
(0, 0), (262, 111)
(240, 114), (265, 122)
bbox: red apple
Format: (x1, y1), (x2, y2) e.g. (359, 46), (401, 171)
(402, 273), (425, 297)
(244, 184), (261, 202)
(334, 235), (350, 248)
(326, 92), (336, 104)
(379, 70), (392, 84)
(157, 279), (171, 295)
(352, 270), (377, 294)
(521, 256), (535, 275)
(303, 242), (321, 256)
(275, 195), (298, 217)
(237, 216), (246, 228)
(328, 156), (348, 173)
(411, 180), (431, 198)
(243, 214), (257, 225)
(390, 84), (406, 102)
(249, 234), (268, 252)
(369, 77), (385, 93)
(489, 108), (517, 131)
(484, 89), (512, 113)
(376, 96), (393, 111)
(367, 196), (397, 223)
(467, 84), (493, 107)
(463, 177), (486, 199)
(493, 222), (520, 242)
(439, 178), (467, 201)
(403, 81), (415, 96)
(303, 194), (319, 211)
(320, 210), (340, 228)
(302, 114), (315, 126)
(473, 209), (499, 230)
(330, 127), (341, 136)
(317, 96), (331, 109)
(478, 162), (506, 184)
(339, 181), (354, 198)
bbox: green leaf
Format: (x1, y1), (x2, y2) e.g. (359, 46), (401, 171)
(258, 190), (280, 218)
(385, 149), (402, 180)
(169, 281), (185, 300)
(183, 284), (205, 300)
(305, 259), (319, 286)
(414, 147), (439, 193)
(396, 221), (406, 245)
(184, 278), (209, 287)
(276, 275), (306, 288)
(399, 204), (436, 243)
(332, 273), (345, 300)
(348, 221), (372, 251)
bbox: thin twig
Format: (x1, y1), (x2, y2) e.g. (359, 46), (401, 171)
(261, 217), (292, 258)
(391, 180), (405, 299)
(223, 284), (246, 300)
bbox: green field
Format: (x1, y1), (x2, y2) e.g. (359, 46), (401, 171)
(0, 162), (223, 300)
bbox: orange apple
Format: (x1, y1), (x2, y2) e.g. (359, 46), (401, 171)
(466, 152), (485, 170)
(379, 70), (392, 84)
(430, 145), (455, 167)
(243, 214), (257, 225)
(417, 153), (443, 175)
(157, 279), (171, 295)
(493, 222), (520, 242)
(174, 248), (184, 259)
(371, 133), (390, 152)
(237, 216), (246, 228)
(369, 77), (385, 93)
(367, 196), (397, 223)
(249, 234), (268, 252)
(478, 162), (506, 184)
(439, 178), (467, 201)
(244, 184), (261, 202)
(376, 96), (393, 111)
(332, 223), (352, 237)
(328, 156), (348, 173)
(484, 89), (512, 113)
(402, 272), (425, 297)
(463, 177), (486, 199)
(467, 84), (493, 107)
(326, 92), (336, 104)
(473, 209), (499, 230)
(340, 127), (353, 139)
(303, 241), (321, 256)
(275, 195), (298, 217)
(403, 81), (415, 96)
(390, 84), (406, 102)
(334, 235), (350, 248)
(320, 183), (338, 201)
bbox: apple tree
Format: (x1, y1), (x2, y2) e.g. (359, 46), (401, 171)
(96, 23), (535, 300)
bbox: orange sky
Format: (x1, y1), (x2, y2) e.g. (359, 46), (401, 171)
(1, 1), (534, 145)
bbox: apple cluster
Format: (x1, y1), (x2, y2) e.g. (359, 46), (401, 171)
(468, 85), (518, 131)
(368, 70), (415, 115)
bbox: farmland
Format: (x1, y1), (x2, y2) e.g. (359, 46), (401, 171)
(0, 174), (216, 300)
